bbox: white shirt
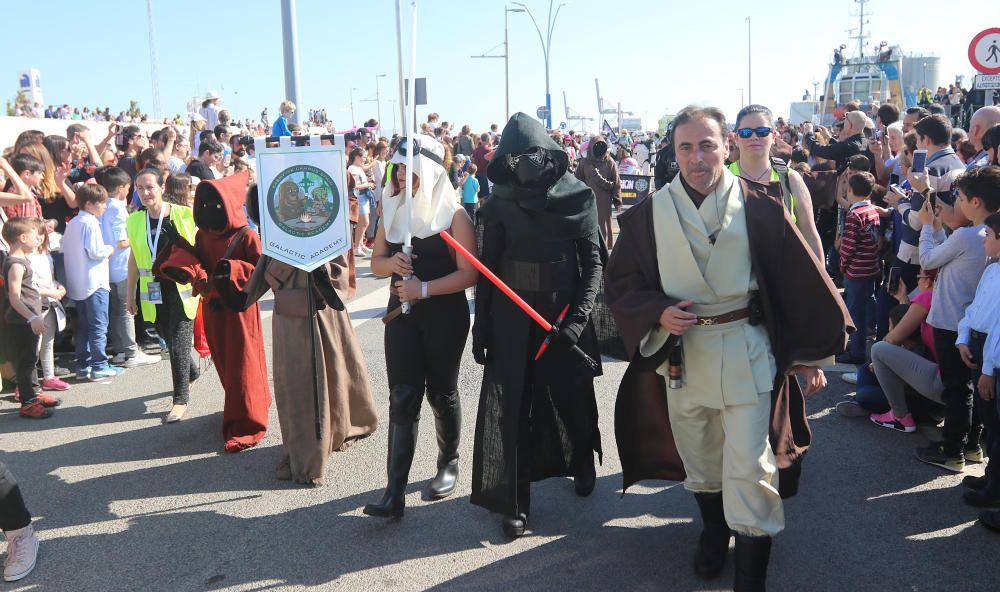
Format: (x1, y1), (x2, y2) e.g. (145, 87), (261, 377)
(62, 210), (113, 301)
(957, 262), (1000, 376)
(168, 156), (187, 173)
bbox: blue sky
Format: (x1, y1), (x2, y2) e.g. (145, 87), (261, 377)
(2, 0), (996, 134)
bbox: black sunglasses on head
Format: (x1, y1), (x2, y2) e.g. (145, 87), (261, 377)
(736, 127), (772, 139)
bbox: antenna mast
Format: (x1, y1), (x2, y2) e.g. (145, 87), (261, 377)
(147, 0), (162, 119)
(847, 0), (871, 57)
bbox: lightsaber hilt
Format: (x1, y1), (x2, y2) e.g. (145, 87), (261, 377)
(400, 244), (414, 314)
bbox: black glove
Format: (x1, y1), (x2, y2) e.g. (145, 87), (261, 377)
(214, 259), (231, 283)
(472, 325), (489, 365)
(553, 324), (581, 351)
(311, 269), (345, 311)
(160, 220), (195, 253)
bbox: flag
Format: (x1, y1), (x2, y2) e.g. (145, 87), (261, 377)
(602, 120), (618, 144)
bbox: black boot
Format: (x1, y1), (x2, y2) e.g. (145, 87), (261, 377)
(574, 455), (596, 497)
(693, 492), (732, 580)
(733, 534), (772, 592)
(427, 390), (461, 499)
(503, 475), (531, 538)
(363, 421), (418, 518)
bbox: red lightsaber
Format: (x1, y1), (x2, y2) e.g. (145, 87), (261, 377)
(440, 231), (599, 372)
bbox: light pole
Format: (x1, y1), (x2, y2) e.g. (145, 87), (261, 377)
(349, 87), (358, 126)
(471, 6), (524, 123)
(746, 16), (752, 104)
(375, 74), (386, 129)
(513, 1), (566, 129)
(280, 0), (303, 125)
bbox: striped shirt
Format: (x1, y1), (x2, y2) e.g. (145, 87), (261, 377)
(839, 200), (881, 280)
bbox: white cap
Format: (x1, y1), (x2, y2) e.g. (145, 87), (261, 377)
(205, 90), (220, 100)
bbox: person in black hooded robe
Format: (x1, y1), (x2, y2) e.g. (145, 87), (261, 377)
(471, 113), (607, 538)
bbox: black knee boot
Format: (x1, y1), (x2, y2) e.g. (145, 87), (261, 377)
(574, 452), (596, 497)
(693, 492), (732, 580)
(427, 390), (461, 499)
(733, 534), (772, 592)
(364, 385), (421, 518)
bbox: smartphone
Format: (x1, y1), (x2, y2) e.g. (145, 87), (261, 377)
(911, 149), (928, 174)
(887, 266), (901, 293)
(889, 183), (905, 195)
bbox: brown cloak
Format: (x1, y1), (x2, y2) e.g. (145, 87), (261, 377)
(604, 178), (852, 498)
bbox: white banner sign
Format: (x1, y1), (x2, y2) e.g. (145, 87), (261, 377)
(255, 137), (350, 272)
(974, 74), (1000, 90)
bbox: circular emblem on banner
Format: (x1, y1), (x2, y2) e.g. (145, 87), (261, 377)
(635, 178), (650, 193)
(266, 164), (341, 237)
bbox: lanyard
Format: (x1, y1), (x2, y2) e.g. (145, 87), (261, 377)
(146, 209), (166, 257)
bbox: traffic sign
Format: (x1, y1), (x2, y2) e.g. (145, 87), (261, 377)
(974, 74), (1000, 90)
(536, 105), (550, 121)
(559, 121), (567, 130)
(969, 28), (1000, 75)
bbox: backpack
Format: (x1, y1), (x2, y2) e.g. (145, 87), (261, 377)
(769, 157), (795, 215)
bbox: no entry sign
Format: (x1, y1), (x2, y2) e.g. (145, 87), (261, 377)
(969, 28), (1000, 75)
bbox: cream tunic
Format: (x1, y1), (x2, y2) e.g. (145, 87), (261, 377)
(639, 169), (776, 408)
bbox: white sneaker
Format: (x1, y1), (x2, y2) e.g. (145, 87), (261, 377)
(110, 353), (129, 365)
(121, 351), (161, 368)
(354, 247), (369, 258)
(361, 246), (373, 256)
(3, 523), (38, 582)
(841, 372), (858, 385)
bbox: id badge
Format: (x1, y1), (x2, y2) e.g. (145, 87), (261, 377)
(146, 281), (164, 305)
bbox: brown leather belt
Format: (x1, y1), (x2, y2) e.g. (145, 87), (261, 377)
(695, 307), (750, 326)
(382, 306), (402, 324)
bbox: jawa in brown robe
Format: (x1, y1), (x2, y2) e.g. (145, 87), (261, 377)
(605, 176), (851, 590)
(221, 185), (378, 486)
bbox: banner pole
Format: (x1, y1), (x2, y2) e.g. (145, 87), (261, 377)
(401, 0), (418, 315)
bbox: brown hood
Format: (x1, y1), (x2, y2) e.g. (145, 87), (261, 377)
(194, 170), (250, 235)
(586, 135), (611, 162)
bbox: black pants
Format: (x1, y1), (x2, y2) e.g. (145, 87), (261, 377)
(4, 322), (39, 405)
(384, 295), (469, 422)
(816, 207), (838, 276)
(934, 327), (975, 454)
(0, 461), (31, 532)
(153, 284), (198, 405)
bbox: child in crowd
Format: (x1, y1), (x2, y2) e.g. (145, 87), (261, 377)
(97, 167), (159, 368)
(915, 166), (1000, 472)
(2, 217), (60, 418)
(977, 211), (1000, 533)
(164, 172), (194, 207)
(955, 204), (1000, 508)
(461, 163), (480, 224)
(271, 100), (295, 137)
(62, 185), (122, 381)
(1, 155), (45, 220)
(839, 171), (882, 363)
(26, 231), (70, 393)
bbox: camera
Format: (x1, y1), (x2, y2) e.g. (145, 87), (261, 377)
(236, 135), (254, 146)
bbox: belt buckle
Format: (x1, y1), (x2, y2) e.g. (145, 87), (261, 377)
(699, 317), (715, 326)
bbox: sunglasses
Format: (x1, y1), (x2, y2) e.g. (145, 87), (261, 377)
(736, 127), (772, 139)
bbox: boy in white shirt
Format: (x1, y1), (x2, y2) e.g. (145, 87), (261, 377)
(62, 185), (123, 381)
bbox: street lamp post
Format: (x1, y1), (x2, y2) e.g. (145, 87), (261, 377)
(471, 6), (524, 123)
(746, 16), (752, 104)
(513, 1), (566, 129)
(375, 74), (386, 129)
(349, 87), (358, 126)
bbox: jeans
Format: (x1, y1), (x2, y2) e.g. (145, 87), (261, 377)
(870, 340), (944, 416)
(934, 327), (975, 455)
(0, 461), (30, 532)
(5, 322), (39, 403)
(107, 280), (138, 358)
(74, 288), (110, 371)
(462, 203), (477, 226)
(844, 277), (875, 359)
(854, 363), (890, 413)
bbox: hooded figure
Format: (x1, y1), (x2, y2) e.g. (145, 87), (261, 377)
(363, 135), (478, 518)
(191, 171), (272, 453)
(472, 113), (607, 538)
(226, 183), (378, 486)
(575, 135), (621, 248)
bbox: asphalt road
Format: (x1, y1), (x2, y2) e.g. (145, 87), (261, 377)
(1, 259), (996, 592)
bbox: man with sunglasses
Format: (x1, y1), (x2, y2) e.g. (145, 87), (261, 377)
(606, 105), (851, 592)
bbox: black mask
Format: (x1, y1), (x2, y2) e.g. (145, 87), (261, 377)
(509, 148), (551, 186)
(592, 142), (608, 159)
(195, 192), (228, 230)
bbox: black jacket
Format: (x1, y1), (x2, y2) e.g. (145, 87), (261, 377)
(653, 144), (676, 190)
(804, 132), (868, 173)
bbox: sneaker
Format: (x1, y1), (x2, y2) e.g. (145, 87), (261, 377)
(965, 445), (985, 463)
(3, 523), (39, 582)
(40, 377), (70, 392)
(110, 353), (129, 365)
(12, 387), (42, 403)
(74, 368), (90, 381)
(18, 401), (52, 419)
(915, 442), (965, 473)
(841, 372), (858, 385)
(52, 365), (73, 378)
(870, 411), (916, 433)
(89, 365), (124, 381)
(120, 351), (161, 368)
(836, 399), (869, 417)
(963, 475), (989, 490)
(354, 247), (368, 258)
(31, 393), (60, 408)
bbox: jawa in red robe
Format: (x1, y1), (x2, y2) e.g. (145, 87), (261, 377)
(191, 171), (272, 452)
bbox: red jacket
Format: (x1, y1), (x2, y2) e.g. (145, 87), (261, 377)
(839, 201), (882, 280)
